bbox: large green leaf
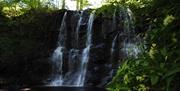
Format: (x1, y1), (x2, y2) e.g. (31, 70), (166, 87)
(151, 75), (159, 85)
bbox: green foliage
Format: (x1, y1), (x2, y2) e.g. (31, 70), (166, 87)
(76, 0), (89, 10)
(61, 0), (65, 9)
(0, 0), (55, 18)
(96, 4), (117, 17)
(163, 15), (175, 26)
(0, 0), (90, 17)
(105, 0), (153, 9)
(0, 10), (54, 84)
(108, 44), (180, 90)
(107, 0), (180, 91)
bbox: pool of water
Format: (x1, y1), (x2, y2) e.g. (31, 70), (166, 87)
(0, 86), (106, 91)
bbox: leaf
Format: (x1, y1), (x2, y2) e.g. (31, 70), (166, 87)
(165, 76), (174, 91)
(163, 67), (180, 79)
(160, 63), (165, 69)
(151, 75), (159, 85)
(160, 47), (167, 57)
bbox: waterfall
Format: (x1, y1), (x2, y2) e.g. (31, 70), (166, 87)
(121, 8), (141, 58)
(117, 7), (141, 58)
(112, 9), (116, 32)
(49, 11), (95, 87)
(110, 9), (117, 62)
(50, 12), (67, 86)
(48, 6), (142, 87)
(110, 33), (118, 61)
(75, 11), (83, 48)
(78, 10), (95, 86)
(103, 7), (142, 87)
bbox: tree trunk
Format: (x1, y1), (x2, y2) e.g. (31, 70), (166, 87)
(62, 0), (65, 9)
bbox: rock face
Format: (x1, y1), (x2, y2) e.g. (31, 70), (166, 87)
(0, 10), (65, 86)
(0, 8), (136, 87)
(87, 12), (121, 87)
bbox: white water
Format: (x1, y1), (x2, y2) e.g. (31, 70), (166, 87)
(110, 9), (117, 61)
(49, 7), (141, 87)
(49, 11), (95, 87)
(78, 10), (96, 86)
(112, 9), (116, 32)
(120, 8), (141, 58)
(50, 12), (67, 86)
(75, 11), (83, 48)
(110, 7), (141, 60)
(122, 42), (141, 58)
(110, 33), (118, 60)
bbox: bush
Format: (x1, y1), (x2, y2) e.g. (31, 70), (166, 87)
(107, 0), (180, 91)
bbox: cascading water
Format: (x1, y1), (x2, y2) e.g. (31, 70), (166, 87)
(112, 9), (117, 32)
(103, 7), (142, 86)
(120, 8), (141, 58)
(110, 9), (118, 62)
(78, 10), (95, 86)
(49, 11), (95, 87)
(109, 7), (141, 60)
(75, 11), (83, 48)
(110, 33), (119, 61)
(49, 6), (142, 87)
(50, 12), (67, 86)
